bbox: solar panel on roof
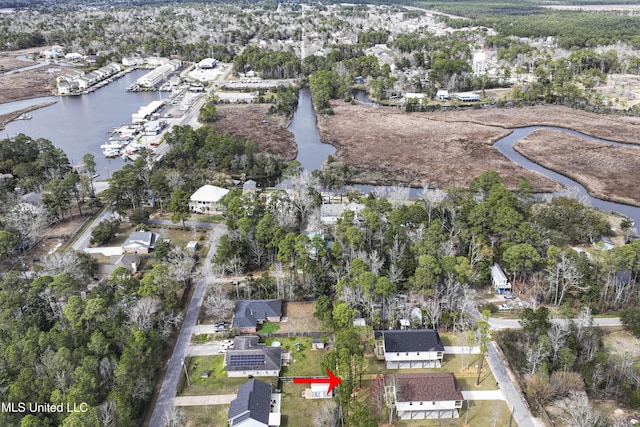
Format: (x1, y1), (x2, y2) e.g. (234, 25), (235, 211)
(229, 354), (265, 367)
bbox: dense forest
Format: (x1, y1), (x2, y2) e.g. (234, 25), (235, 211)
(208, 169), (639, 425)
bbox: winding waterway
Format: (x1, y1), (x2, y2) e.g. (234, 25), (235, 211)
(289, 90), (640, 225)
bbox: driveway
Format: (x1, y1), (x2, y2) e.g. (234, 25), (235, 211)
(188, 343), (224, 357)
(174, 394), (236, 406)
(462, 390), (505, 400)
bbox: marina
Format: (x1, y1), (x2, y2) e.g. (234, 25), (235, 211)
(1, 69), (158, 175)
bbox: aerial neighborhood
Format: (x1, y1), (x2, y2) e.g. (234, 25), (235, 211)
(1, 1), (640, 427)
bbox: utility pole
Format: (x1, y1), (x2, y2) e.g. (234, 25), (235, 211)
(210, 29), (214, 59)
(181, 359), (190, 387)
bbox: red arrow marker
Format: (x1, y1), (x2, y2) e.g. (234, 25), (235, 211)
(293, 368), (343, 394)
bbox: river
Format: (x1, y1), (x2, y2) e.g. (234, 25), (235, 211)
(290, 89), (640, 225)
(290, 88), (336, 171)
(1, 69), (158, 177)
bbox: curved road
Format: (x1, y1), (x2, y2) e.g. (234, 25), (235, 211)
(148, 229), (223, 426)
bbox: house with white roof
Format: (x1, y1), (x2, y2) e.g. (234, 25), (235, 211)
(189, 185), (229, 213)
(491, 263), (511, 293)
(121, 231), (157, 254)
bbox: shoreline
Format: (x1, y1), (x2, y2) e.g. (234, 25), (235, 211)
(0, 101), (57, 131)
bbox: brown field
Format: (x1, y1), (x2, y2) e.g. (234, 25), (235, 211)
(277, 301), (325, 333)
(0, 67), (63, 104)
(317, 101), (560, 191)
(315, 102), (640, 204)
(0, 55), (33, 72)
(213, 103), (297, 160)
(515, 130), (640, 206)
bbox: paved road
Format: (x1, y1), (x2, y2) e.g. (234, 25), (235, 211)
(148, 230), (222, 427)
(468, 309), (540, 427)
(148, 218), (223, 230)
(174, 394), (236, 406)
(71, 208), (115, 251)
(488, 316), (622, 330)
(485, 341), (539, 427)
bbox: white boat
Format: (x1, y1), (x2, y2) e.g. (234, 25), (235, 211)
(16, 113), (32, 120)
(103, 148), (120, 158)
(100, 143), (124, 150)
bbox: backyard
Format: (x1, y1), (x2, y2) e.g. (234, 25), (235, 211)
(180, 354), (278, 396)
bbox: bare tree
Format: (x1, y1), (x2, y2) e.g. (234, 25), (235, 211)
(366, 250), (383, 275)
(166, 246), (196, 286)
(156, 310), (184, 341)
(561, 391), (605, 427)
(126, 297), (159, 330)
(422, 298), (442, 329)
(204, 288), (234, 319)
(388, 234), (405, 266)
(99, 357), (117, 389)
(526, 338), (550, 374)
(132, 377), (152, 402)
(99, 400), (117, 427)
(273, 261), (285, 299)
(387, 263), (404, 285)
(4, 202), (50, 245)
(37, 251), (89, 282)
(386, 185), (410, 207)
(573, 306), (593, 342)
(547, 319), (570, 362)
(164, 407), (186, 427)
(546, 252), (584, 306)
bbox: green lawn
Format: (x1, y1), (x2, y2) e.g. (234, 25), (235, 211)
(362, 353), (497, 390)
(180, 355), (278, 396)
(279, 382), (334, 427)
(257, 322), (281, 334)
(393, 399), (512, 427)
(263, 337), (329, 377)
(181, 405), (228, 427)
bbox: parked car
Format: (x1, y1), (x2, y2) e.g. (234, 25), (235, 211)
(498, 304), (514, 310)
(504, 294), (516, 299)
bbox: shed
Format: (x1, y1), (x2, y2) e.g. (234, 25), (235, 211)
(186, 241), (199, 254)
(312, 338), (325, 350)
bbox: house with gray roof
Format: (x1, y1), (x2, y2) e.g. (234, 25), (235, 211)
(228, 378), (281, 427)
(387, 373), (464, 419)
(374, 330), (444, 369)
(224, 336), (282, 377)
(232, 300), (282, 333)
